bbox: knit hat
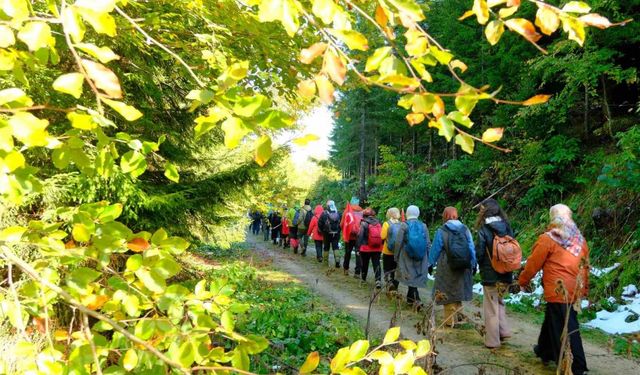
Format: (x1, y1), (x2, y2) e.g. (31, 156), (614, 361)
(350, 196), (360, 205)
(406, 205), (420, 220)
(327, 200), (337, 213)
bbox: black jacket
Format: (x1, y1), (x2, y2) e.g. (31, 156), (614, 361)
(475, 218), (514, 286)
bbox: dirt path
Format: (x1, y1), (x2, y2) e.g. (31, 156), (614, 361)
(247, 236), (640, 374)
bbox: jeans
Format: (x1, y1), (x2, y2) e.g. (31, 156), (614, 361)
(382, 254), (399, 289)
(343, 240), (362, 274)
(314, 240), (323, 261)
(360, 251), (381, 282)
(407, 287), (421, 303)
(251, 221), (260, 235)
(300, 233), (309, 254)
(323, 233), (340, 265)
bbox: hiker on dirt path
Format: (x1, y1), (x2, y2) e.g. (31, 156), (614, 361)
(269, 210), (282, 245)
(518, 204), (590, 375)
(262, 214), (270, 241)
(280, 205), (290, 249)
(251, 210), (262, 235)
(298, 199), (313, 256)
(287, 204), (300, 253)
(342, 197), (364, 276)
(475, 198), (515, 349)
(393, 205), (431, 305)
(356, 208), (383, 289)
(307, 204), (325, 262)
(318, 200), (342, 268)
(429, 207), (476, 327)
(381, 207), (401, 291)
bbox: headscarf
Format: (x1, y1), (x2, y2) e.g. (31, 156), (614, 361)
(443, 206), (458, 222)
(363, 207), (376, 217)
(350, 197), (360, 205)
(406, 205), (420, 220)
(386, 207), (400, 223)
(546, 205), (584, 256)
(327, 200), (338, 213)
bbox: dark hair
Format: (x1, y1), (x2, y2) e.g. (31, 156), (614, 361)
(304, 198), (310, 205)
(475, 198), (509, 228)
(363, 207), (376, 217)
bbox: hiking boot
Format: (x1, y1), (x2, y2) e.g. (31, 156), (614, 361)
(353, 273), (360, 279)
(293, 248), (298, 254)
(343, 269), (349, 276)
(300, 251), (306, 256)
(375, 281), (382, 289)
(317, 257), (323, 263)
(335, 262), (340, 269)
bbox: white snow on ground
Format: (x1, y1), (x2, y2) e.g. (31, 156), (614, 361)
(585, 284), (640, 334)
(590, 263), (621, 277)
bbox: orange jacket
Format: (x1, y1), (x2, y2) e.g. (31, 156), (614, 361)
(307, 205), (324, 241)
(518, 234), (589, 303)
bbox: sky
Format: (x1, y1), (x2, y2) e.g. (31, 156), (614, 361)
(287, 105), (334, 166)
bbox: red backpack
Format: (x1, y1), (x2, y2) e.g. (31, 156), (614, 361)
(348, 211), (363, 241)
(367, 222), (383, 249)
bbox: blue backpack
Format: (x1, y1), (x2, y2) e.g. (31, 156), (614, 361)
(404, 220), (427, 260)
(386, 222), (401, 252)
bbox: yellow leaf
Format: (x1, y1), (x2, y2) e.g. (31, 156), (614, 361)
(102, 98), (143, 121)
(8, 112), (50, 147)
(75, 0), (116, 13)
(387, 0), (425, 23)
(432, 95), (445, 118)
(366, 47), (393, 73)
(329, 29), (369, 51)
(561, 16), (586, 46)
(393, 352), (415, 374)
(522, 94), (551, 105)
(330, 347), (350, 373)
(17, 22), (52, 51)
(220, 117), (251, 148)
(405, 35), (428, 57)
(297, 79), (316, 98)
(436, 116), (455, 142)
(0, 25), (15, 48)
(488, 0), (507, 7)
(498, 6), (518, 19)
(472, 0), (490, 25)
(254, 135), (272, 167)
(370, 350), (394, 365)
(482, 127), (504, 142)
(2, 0), (29, 25)
(458, 10), (475, 21)
(408, 366), (428, 375)
(375, 4), (389, 26)
(123, 348), (138, 372)
(292, 134), (320, 146)
(411, 94), (436, 113)
(450, 59), (467, 73)
(455, 133), (475, 154)
(415, 339), (431, 357)
(485, 20), (505, 45)
(300, 42), (327, 64)
(299, 351), (320, 374)
(406, 113), (425, 126)
(315, 75), (334, 105)
(0, 88), (31, 106)
(399, 340), (417, 350)
(67, 111), (96, 130)
(324, 49), (346, 85)
(505, 18), (541, 42)
(562, 1), (591, 14)
(82, 59), (122, 98)
(579, 13), (613, 29)
(53, 73), (84, 99)
(75, 43), (119, 63)
(78, 8), (117, 37)
(348, 340), (370, 361)
(53, 330), (69, 341)
(535, 6), (560, 35)
(61, 6), (85, 43)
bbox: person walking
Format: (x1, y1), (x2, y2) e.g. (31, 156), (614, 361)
(251, 210), (262, 235)
(298, 199), (312, 255)
(393, 205), (430, 306)
(287, 204), (300, 252)
(357, 208), (383, 289)
(381, 207), (401, 291)
(475, 198), (514, 349)
(429, 207), (476, 327)
(269, 210), (282, 245)
(306, 205), (325, 262)
(519, 204), (589, 375)
(280, 208), (290, 249)
(342, 197), (364, 276)
(318, 200), (341, 268)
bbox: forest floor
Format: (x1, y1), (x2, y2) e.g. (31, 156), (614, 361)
(245, 234), (640, 375)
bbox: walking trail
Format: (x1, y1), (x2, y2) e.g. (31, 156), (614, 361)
(247, 235), (640, 375)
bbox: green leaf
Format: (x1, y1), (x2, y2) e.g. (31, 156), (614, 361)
(221, 117), (251, 148)
(348, 340), (370, 362)
(72, 223), (91, 242)
(300, 352), (320, 374)
(17, 22), (52, 51)
(254, 135), (272, 167)
(436, 117), (455, 142)
(455, 133), (475, 154)
(455, 94), (479, 116)
(365, 47), (392, 72)
(135, 268), (166, 293)
(163, 162), (179, 182)
(328, 29), (369, 51)
(186, 89), (215, 105)
(383, 327), (400, 344)
(154, 258), (181, 278)
(233, 94), (270, 117)
(53, 73), (84, 99)
(78, 8), (117, 36)
(1, 151), (25, 172)
(412, 94), (435, 113)
(429, 46), (453, 65)
(120, 151), (147, 178)
(151, 228), (168, 244)
(232, 348), (250, 371)
(175, 341), (195, 368)
(102, 99), (143, 121)
(447, 111), (474, 128)
(75, 43), (119, 63)
(67, 267), (101, 293)
(221, 310), (235, 331)
(98, 203), (123, 222)
(122, 349), (138, 372)
(125, 254), (143, 272)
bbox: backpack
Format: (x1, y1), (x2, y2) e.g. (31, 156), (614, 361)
(490, 234), (522, 273)
(325, 212), (341, 234)
(404, 220), (427, 261)
(366, 222), (383, 249)
(348, 211), (363, 241)
(292, 209), (301, 226)
(385, 222), (401, 252)
(303, 209), (313, 228)
(442, 225), (472, 271)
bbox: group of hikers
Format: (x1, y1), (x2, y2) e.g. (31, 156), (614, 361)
(250, 197), (590, 375)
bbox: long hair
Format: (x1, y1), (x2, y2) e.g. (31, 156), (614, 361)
(475, 198), (508, 229)
(386, 207), (400, 221)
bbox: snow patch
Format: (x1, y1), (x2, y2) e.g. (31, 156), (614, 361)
(590, 263), (620, 277)
(585, 284), (640, 334)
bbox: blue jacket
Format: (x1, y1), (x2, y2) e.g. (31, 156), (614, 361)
(429, 220), (476, 268)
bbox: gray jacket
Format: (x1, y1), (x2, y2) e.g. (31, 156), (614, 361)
(393, 219), (431, 288)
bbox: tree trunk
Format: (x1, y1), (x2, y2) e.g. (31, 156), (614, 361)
(601, 75), (613, 137)
(584, 83), (589, 138)
(411, 127), (417, 171)
(359, 108), (367, 203)
(427, 130), (433, 167)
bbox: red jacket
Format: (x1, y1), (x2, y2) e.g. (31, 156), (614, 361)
(307, 205), (324, 241)
(281, 218), (289, 235)
(519, 234), (590, 303)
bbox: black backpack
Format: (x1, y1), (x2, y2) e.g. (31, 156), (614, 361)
(325, 212), (340, 235)
(442, 225), (472, 271)
(303, 209), (313, 228)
